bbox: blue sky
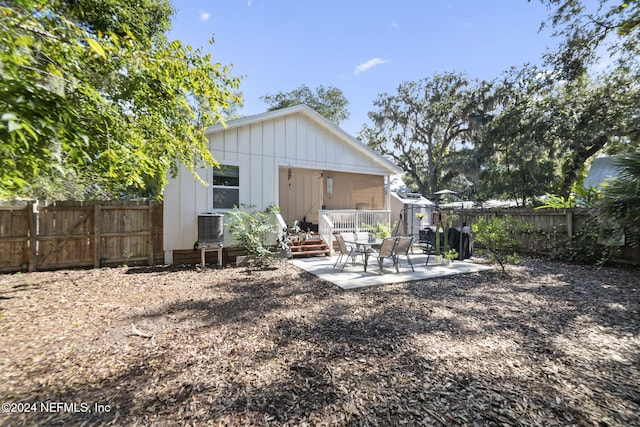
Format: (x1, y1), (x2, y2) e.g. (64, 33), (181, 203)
(168, 1), (557, 136)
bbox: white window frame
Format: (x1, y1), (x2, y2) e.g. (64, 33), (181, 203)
(211, 164), (240, 210)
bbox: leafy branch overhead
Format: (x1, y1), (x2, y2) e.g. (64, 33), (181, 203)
(261, 84), (350, 126)
(0, 0), (241, 199)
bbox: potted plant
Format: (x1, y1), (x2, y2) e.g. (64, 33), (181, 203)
(362, 222), (392, 241)
(442, 221), (450, 263)
(443, 248), (459, 265)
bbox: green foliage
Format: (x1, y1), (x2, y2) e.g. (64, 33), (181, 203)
(477, 65), (638, 205)
(261, 84), (350, 125)
(535, 194), (576, 209)
(543, 216), (611, 266)
(361, 72), (481, 197)
(471, 215), (531, 273)
(574, 184), (601, 207)
(536, 184), (600, 210)
(596, 150), (640, 232)
(227, 205), (279, 268)
(0, 1), (241, 200)
(540, 0), (640, 79)
(444, 248), (459, 260)
(362, 222), (392, 239)
(443, 223), (449, 255)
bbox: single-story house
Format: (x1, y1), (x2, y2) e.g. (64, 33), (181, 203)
(162, 104), (402, 264)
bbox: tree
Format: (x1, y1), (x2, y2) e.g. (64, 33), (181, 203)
(260, 84), (350, 125)
(538, 0), (640, 79)
(477, 63), (639, 204)
(361, 72), (480, 197)
(551, 69), (640, 196)
(0, 0), (241, 200)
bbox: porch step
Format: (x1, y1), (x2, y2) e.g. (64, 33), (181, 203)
(288, 235), (330, 257)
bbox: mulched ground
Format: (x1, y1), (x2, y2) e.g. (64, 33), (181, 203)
(0, 258), (638, 426)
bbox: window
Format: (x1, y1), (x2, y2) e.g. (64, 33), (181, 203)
(212, 165), (239, 209)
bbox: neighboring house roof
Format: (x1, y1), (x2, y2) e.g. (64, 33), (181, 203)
(205, 104), (402, 175)
(439, 199), (520, 209)
(389, 174), (410, 193)
(584, 155), (623, 189)
(391, 191), (434, 206)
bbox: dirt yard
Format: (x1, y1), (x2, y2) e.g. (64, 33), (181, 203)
(0, 258), (638, 426)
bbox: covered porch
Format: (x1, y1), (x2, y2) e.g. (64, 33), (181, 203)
(278, 166), (395, 254)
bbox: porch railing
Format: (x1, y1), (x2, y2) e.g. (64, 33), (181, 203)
(318, 209), (392, 255)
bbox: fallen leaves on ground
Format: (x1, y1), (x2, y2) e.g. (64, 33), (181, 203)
(0, 259), (638, 426)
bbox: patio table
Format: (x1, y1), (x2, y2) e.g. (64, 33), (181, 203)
(342, 238), (383, 272)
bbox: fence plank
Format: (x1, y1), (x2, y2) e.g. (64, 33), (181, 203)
(39, 207), (93, 268)
(28, 202), (37, 272)
(147, 206), (154, 266)
(94, 205), (100, 268)
(0, 203), (30, 272)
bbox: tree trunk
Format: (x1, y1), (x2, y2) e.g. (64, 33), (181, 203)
(560, 138), (607, 196)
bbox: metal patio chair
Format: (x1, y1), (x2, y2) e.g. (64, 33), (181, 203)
(333, 233), (365, 271)
(394, 235), (415, 272)
(368, 237), (399, 275)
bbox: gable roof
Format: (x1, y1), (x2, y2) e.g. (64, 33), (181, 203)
(584, 155), (623, 189)
(206, 104), (402, 175)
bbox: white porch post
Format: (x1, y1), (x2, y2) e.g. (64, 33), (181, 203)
(385, 174), (391, 210)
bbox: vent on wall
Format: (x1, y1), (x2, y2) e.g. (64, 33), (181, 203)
(197, 214), (224, 245)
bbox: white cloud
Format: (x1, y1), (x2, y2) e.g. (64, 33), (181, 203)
(390, 21), (399, 29)
(247, 0), (252, 6)
(199, 11), (210, 21)
(353, 58), (389, 75)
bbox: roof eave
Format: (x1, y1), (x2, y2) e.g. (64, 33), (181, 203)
(205, 105), (402, 175)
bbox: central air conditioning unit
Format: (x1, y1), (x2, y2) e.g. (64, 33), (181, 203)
(195, 213), (224, 250)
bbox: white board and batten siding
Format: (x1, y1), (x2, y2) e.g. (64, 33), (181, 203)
(163, 105), (401, 259)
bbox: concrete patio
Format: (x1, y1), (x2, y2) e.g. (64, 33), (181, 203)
(290, 253), (493, 290)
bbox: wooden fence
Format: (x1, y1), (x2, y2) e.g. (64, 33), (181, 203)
(0, 200), (163, 273)
(440, 207), (640, 265)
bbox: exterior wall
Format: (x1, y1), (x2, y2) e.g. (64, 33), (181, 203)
(163, 110), (398, 255)
(163, 163), (210, 253)
(278, 167), (323, 225)
(322, 172), (385, 211)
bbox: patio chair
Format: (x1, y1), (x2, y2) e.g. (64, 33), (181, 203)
(333, 233), (365, 271)
(394, 236), (415, 272)
(368, 237), (399, 275)
(418, 228), (437, 266)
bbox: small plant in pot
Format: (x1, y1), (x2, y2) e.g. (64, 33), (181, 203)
(362, 222), (392, 241)
(443, 248), (459, 265)
(434, 225), (442, 264)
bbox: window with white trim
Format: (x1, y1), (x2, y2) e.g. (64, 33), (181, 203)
(212, 165), (239, 209)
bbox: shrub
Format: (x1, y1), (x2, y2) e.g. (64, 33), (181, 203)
(227, 205), (280, 268)
(543, 214), (614, 266)
(472, 215), (531, 274)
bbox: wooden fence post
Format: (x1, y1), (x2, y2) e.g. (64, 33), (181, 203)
(28, 202), (37, 272)
(147, 203), (154, 266)
(94, 204), (101, 268)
